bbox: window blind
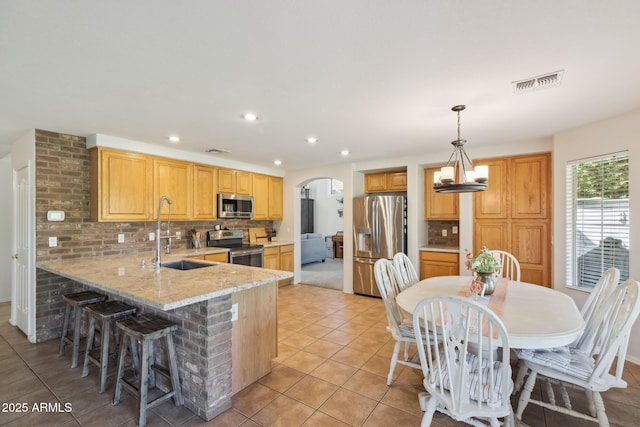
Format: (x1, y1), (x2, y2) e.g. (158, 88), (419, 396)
(566, 152), (629, 289)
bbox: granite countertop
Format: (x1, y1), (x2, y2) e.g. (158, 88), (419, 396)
(420, 245), (460, 253)
(37, 253), (293, 311)
(261, 240), (294, 248)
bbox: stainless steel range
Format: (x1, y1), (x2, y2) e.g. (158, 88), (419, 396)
(206, 229), (263, 267)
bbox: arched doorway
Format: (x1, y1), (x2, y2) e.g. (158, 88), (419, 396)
(298, 178), (344, 290)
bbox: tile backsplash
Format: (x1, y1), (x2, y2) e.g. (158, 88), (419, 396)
(427, 220), (460, 247)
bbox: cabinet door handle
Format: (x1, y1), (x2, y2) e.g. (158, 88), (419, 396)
(12, 253), (19, 259)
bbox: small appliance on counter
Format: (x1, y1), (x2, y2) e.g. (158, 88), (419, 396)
(206, 229), (263, 267)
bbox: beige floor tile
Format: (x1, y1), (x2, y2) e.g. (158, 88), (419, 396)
(285, 375), (338, 409)
(360, 353), (396, 378)
(279, 332), (318, 349)
(362, 402), (422, 427)
(251, 395), (314, 426)
(301, 411), (350, 426)
(342, 369), (389, 401)
(178, 408), (248, 426)
(330, 346), (371, 369)
(298, 323), (334, 339)
(315, 316), (347, 329)
(380, 383), (424, 417)
(319, 388), (378, 426)
(257, 364), (306, 393)
(231, 382), (280, 418)
(281, 350), (326, 374)
(273, 342), (299, 364)
(310, 360), (357, 386)
(347, 334), (386, 354)
(303, 339), (343, 359)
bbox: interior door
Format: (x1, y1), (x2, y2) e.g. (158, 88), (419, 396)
(12, 163), (34, 339)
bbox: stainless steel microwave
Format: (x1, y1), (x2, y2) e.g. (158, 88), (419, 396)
(218, 193), (254, 218)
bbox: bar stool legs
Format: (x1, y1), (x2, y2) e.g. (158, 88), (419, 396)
(58, 291), (107, 368)
(81, 300), (137, 392)
(113, 314), (182, 427)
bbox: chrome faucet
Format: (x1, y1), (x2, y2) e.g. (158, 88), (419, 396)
(155, 195), (173, 269)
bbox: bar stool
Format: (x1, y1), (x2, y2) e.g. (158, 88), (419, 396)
(59, 291), (107, 368)
(81, 300), (137, 392)
(113, 314), (183, 427)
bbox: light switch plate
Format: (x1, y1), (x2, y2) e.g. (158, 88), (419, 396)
(118, 234), (125, 243)
(149, 232), (155, 241)
(48, 237), (57, 247)
(231, 303), (238, 322)
(442, 229), (448, 237)
(175, 232), (181, 240)
(452, 226), (458, 234)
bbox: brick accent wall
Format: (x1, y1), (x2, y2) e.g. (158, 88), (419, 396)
(427, 220), (460, 247)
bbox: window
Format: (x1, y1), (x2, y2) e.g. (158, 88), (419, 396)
(566, 152), (629, 289)
(330, 179), (343, 195)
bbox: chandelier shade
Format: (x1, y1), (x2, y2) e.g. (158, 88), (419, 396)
(433, 105), (488, 193)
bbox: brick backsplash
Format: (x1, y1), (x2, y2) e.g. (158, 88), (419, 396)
(427, 220), (460, 246)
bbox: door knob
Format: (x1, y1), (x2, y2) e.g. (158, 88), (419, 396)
(11, 253), (19, 259)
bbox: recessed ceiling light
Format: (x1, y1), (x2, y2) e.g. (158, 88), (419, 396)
(340, 150), (350, 156)
(242, 112), (258, 121)
(306, 137), (318, 144)
(168, 135), (180, 143)
(273, 159), (282, 166)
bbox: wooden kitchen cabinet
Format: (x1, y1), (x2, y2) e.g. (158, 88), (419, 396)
(218, 168), (252, 195)
(268, 176), (283, 220)
(365, 170), (407, 193)
(90, 148), (153, 221)
(204, 252), (228, 263)
(252, 174), (283, 220)
(263, 244), (293, 285)
(193, 165), (217, 220)
(279, 244), (294, 272)
(154, 158), (193, 220)
(424, 167), (459, 219)
(473, 153), (551, 287)
(420, 251), (459, 280)
(263, 246), (279, 270)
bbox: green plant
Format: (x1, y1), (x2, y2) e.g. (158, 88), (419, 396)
(464, 247), (500, 274)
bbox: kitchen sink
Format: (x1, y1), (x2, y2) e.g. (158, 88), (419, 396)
(161, 260), (217, 271)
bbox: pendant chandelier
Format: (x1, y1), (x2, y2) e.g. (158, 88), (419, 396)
(433, 105), (488, 193)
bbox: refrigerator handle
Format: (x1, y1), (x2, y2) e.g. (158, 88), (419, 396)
(372, 199), (378, 253)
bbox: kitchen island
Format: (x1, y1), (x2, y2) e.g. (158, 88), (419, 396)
(37, 252), (293, 421)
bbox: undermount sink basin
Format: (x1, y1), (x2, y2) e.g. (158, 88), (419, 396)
(161, 260), (217, 271)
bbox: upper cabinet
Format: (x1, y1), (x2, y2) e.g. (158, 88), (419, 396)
(154, 158), (193, 220)
(424, 167), (459, 220)
(193, 165), (217, 220)
(364, 170), (407, 193)
(218, 168), (251, 195)
(90, 148), (283, 222)
(252, 174), (283, 220)
(90, 148), (153, 221)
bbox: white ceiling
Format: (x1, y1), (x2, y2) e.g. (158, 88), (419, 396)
(2, 1), (640, 171)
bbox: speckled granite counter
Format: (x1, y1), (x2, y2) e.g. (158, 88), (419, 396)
(36, 253), (292, 421)
(38, 252), (292, 311)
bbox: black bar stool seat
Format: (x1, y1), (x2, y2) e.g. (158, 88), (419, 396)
(58, 291), (107, 368)
(81, 300), (137, 392)
(113, 314), (182, 427)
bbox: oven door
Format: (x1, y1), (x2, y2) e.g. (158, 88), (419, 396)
(229, 248), (263, 268)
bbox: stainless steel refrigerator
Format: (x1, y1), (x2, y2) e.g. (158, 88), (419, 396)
(353, 195), (407, 297)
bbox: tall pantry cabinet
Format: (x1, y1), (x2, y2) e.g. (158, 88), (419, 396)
(473, 153), (551, 287)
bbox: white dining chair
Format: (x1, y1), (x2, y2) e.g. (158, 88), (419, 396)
(516, 279), (640, 427)
(413, 295), (514, 427)
(514, 267), (621, 393)
(393, 252), (419, 291)
(490, 250), (521, 282)
(373, 258), (420, 386)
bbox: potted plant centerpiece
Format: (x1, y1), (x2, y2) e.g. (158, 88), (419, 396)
(464, 247), (501, 295)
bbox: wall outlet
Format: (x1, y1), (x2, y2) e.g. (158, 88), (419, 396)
(452, 226), (458, 235)
(442, 229), (448, 237)
(118, 233), (125, 243)
(48, 236), (57, 247)
(231, 303), (239, 322)
(149, 232), (155, 241)
(175, 231), (181, 240)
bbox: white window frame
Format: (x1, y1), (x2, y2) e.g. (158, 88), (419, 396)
(566, 151), (629, 290)
(330, 179), (343, 196)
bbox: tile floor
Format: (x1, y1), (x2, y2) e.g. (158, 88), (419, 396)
(1, 284), (639, 426)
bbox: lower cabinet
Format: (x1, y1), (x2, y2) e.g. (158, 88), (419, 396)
(263, 244), (294, 285)
(187, 252), (228, 263)
(420, 251), (459, 280)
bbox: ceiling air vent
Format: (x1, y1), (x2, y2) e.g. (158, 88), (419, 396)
(513, 70), (564, 94)
(205, 148), (230, 155)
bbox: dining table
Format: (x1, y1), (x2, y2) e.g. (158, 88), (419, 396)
(396, 275), (585, 349)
